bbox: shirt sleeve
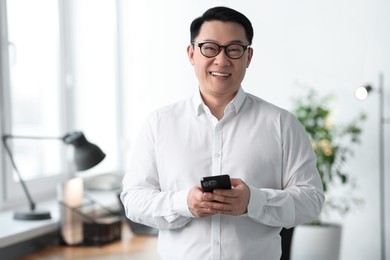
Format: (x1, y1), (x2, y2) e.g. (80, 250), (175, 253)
(247, 112), (325, 228)
(120, 112), (194, 230)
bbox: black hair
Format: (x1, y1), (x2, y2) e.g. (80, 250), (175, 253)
(190, 6), (254, 44)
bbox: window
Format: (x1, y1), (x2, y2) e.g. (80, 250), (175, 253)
(6, 0), (63, 181)
(71, 0), (122, 177)
(0, 0), (123, 205)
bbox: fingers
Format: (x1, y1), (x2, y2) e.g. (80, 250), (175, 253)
(210, 178), (250, 216)
(202, 200), (231, 213)
(187, 186), (217, 217)
(187, 178), (250, 217)
(199, 192), (237, 215)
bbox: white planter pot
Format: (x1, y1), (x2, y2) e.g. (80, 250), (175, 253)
(291, 223), (342, 260)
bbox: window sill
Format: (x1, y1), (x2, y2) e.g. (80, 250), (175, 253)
(0, 190), (120, 249)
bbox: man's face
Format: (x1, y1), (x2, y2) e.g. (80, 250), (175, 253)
(187, 20), (253, 101)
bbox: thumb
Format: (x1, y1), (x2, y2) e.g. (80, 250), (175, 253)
(230, 178), (243, 187)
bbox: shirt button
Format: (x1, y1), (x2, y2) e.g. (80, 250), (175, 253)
(214, 240), (220, 246)
(214, 153), (220, 158)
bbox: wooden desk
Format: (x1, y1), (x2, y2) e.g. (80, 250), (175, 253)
(21, 224), (159, 260)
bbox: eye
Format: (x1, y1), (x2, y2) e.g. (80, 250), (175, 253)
(227, 45), (243, 54)
(201, 43), (219, 54)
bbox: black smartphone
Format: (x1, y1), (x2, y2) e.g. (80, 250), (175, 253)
(200, 174), (231, 192)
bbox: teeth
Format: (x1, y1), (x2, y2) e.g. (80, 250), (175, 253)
(211, 72), (230, 77)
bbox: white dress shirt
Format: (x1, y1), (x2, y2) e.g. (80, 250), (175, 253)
(121, 87), (324, 260)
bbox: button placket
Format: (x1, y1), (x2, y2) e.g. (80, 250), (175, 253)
(211, 122), (223, 260)
(211, 214), (221, 259)
(212, 122), (223, 176)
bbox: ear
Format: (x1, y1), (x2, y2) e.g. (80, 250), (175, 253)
(246, 47), (253, 68)
(187, 44), (195, 65)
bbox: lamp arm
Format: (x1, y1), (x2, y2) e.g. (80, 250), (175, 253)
(3, 134), (63, 141)
(2, 136), (37, 211)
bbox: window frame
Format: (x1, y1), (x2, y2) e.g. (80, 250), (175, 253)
(0, 0), (10, 207)
(0, 0), (70, 205)
(0, 0), (124, 209)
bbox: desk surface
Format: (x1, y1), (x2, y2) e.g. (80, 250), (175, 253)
(21, 224), (159, 260)
(0, 190), (120, 249)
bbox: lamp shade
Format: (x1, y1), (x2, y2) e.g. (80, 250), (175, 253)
(63, 132), (106, 171)
(355, 85), (373, 100)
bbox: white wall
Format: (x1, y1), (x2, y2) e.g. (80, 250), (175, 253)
(121, 1), (390, 259)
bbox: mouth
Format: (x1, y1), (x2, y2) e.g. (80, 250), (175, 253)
(210, 71), (231, 78)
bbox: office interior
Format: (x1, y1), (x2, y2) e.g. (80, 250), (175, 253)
(0, 1), (389, 259)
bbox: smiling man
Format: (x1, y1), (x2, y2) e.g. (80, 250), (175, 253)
(121, 6), (324, 260)
(188, 20), (253, 120)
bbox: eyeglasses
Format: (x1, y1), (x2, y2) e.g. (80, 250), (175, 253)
(192, 41), (251, 59)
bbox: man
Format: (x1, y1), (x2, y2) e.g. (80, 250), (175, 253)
(121, 6), (324, 260)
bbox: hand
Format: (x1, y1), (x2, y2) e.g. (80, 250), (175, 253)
(187, 186), (216, 218)
(187, 178), (250, 217)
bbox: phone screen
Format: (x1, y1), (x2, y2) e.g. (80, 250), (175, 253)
(200, 174), (231, 192)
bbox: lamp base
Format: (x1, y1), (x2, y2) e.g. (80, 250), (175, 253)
(14, 209), (52, 220)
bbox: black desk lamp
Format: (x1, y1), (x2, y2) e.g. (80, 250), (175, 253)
(2, 131), (106, 221)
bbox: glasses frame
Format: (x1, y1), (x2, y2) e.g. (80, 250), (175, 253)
(192, 41), (251, 60)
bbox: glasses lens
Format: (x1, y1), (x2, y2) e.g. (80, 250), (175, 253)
(225, 44), (245, 59)
(200, 43), (220, 57)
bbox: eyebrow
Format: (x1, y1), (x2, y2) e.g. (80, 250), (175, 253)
(201, 39), (247, 45)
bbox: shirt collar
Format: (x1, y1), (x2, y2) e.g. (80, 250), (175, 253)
(229, 87), (246, 114)
(192, 87), (247, 117)
(192, 90), (205, 116)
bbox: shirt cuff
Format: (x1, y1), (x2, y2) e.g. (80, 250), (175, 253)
(247, 185), (267, 219)
(173, 188), (194, 218)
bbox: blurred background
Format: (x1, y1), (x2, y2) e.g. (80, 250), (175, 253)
(0, 0), (389, 259)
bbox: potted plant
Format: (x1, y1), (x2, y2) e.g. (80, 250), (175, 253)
(289, 88), (366, 260)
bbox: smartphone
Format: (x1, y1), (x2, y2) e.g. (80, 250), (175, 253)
(200, 174), (231, 192)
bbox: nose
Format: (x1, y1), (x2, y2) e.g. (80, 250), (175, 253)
(213, 48), (231, 66)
